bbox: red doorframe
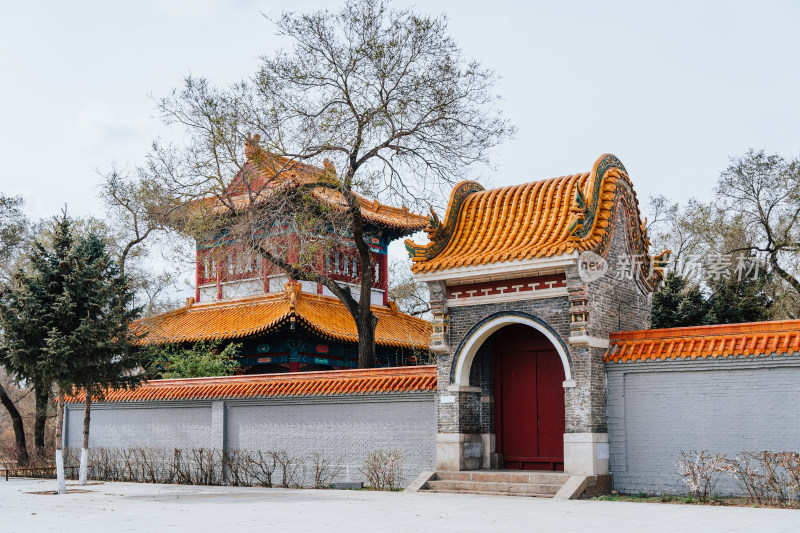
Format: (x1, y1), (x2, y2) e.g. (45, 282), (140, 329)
(494, 324), (565, 471)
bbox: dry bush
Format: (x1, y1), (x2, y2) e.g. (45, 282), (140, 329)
(728, 451), (800, 507)
(22, 446), (344, 490)
(677, 450), (731, 502)
(359, 450), (405, 490)
(308, 453), (343, 489)
(222, 449), (249, 487)
(245, 450), (278, 487)
(677, 449), (800, 507)
(273, 450), (305, 488)
(188, 448), (222, 485)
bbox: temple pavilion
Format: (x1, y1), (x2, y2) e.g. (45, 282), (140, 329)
(137, 137), (431, 373)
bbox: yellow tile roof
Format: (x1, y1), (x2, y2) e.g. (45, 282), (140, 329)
(605, 319), (800, 363)
(406, 154), (668, 288)
(65, 366), (437, 404)
(136, 282), (431, 350)
(188, 136), (428, 233)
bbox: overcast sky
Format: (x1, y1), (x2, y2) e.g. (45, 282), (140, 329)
(2, 0), (798, 255)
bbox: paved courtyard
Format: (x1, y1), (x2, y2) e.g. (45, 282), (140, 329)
(0, 478), (797, 533)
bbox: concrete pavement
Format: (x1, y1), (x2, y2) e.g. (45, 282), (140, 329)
(0, 478), (797, 533)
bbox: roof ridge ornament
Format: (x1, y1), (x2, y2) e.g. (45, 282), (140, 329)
(284, 281), (303, 312)
(404, 180), (484, 262)
(567, 154), (627, 241)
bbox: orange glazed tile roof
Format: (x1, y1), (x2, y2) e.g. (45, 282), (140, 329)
(604, 319), (800, 363)
(65, 365), (437, 403)
(406, 154), (667, 283)
(135, 282), (431, 350)
(188, 135), (428, 233)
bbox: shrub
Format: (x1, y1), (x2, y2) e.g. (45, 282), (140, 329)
(359, 450), (405, 490)
(728, 451), (800, 507)
(676, 450), (730, 502)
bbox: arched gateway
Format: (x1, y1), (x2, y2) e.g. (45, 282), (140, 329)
(406, 154), (668, 475)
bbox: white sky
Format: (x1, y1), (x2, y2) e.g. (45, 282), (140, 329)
(1, 0), (799, 269)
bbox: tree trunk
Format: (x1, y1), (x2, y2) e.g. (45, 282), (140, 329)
(54, 390), (66, 495)
(770, 253), (800, 296)
(356, 307), (379, 369)
(79, 388), (91, 485)
(0, 382), (29, 467)
(34, 383), (50, 456)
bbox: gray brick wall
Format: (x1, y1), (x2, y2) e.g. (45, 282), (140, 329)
(65, 403), (216, 450)
(65, 392), (436, 486)
(607, 355), (800, 495)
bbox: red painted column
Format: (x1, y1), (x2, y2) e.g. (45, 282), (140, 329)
(195, 248), (202, 303)
(316, 250), (324, 294)
(381, 253), (389, 306)
(216, 251), (223, 300)
(263, 258), (270, 293)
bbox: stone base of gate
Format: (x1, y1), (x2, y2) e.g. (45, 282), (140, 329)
(436, 433), (499, 471)
(563, 432), (609, 475)
(436, 432), (609, 475)
(436, 433), (483, 471)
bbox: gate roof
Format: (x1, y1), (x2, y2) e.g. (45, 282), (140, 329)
(406, 154), (668, 289)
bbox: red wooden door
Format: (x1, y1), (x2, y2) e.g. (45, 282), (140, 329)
(494, 325), (565, 471)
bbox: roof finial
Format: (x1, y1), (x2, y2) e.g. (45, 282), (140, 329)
(284, 281), (302, 311)
(245, 133), (262, 162)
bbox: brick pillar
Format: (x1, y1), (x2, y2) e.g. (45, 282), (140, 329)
(435, 353), (483, 470)
(210, 401), (227, 482)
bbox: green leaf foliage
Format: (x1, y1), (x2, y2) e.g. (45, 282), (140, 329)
(145, 341), (241, 379)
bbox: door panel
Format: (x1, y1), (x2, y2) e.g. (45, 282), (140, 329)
(494, 325), (565, 471)
(499, 349), (538, 460)
(535, 350), (566, 461)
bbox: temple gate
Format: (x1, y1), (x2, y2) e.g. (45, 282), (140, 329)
(406, 154), (668, 477)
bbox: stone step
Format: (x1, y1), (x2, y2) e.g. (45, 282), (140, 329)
(426, 479), (564, 496)
(433, 470), (569, 485)
(425, 488), (554, 498)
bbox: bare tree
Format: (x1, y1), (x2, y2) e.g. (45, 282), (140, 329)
(646, 195), (728, 271)
(717, 150), (800, 296)
(0, 381), (28, 466)
(146, 0), (512, 367)
(646, 150), (800, 319)
(99, 166), (186, 315)
(0, 194), (29, 465)
(388, 258), (430, 317)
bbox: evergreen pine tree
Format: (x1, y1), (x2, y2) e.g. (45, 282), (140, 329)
(43, 232), (144, 488)
(0, 215), (75, 456)
(706, 270), (773, 325)
(0, 215), (144, 492)
(650, 272), (710, 328)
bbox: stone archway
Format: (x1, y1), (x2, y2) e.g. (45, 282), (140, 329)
(436, 312), (575, 472)
(450, 312), (573, 387)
